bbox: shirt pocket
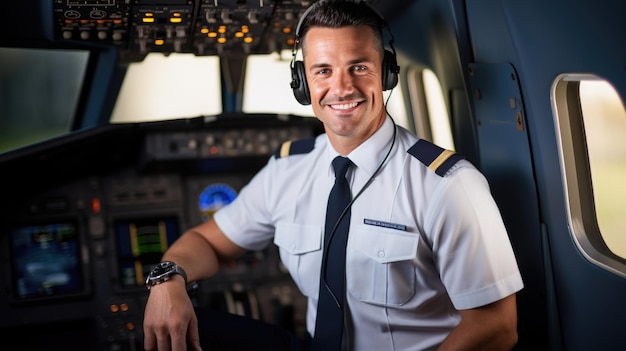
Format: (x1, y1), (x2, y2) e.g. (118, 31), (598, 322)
(347, 224), (418, 306)
(274, 222), (323, 298)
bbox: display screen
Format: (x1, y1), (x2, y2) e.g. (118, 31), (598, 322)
(115, 216), (179, 288)
(9, 221), (85, 300)
(198, 183), (237, 222)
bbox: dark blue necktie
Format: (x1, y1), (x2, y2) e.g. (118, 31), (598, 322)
(312, 156), (353, 351)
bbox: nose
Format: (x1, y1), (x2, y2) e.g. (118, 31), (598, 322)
(330, 69), (354, 96)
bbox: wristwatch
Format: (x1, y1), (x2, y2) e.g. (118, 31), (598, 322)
(145, 261), (188, 289)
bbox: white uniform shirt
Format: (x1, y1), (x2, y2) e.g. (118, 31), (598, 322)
(214, 116), (524, 351)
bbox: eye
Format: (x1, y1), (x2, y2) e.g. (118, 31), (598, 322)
(316, 68), (330, 75)
(352, 65), (368, 73)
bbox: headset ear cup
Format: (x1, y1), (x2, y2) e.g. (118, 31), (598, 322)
(291, 60), (311, 105)
(382, 49), (399, 91)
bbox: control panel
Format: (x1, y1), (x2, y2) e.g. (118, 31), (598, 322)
(53, 0), (318, 60)
(0, 114), (323, 350)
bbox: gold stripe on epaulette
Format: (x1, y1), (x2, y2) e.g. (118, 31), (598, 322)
(279, 140), (292, 158)
(428, 149), (455, 173)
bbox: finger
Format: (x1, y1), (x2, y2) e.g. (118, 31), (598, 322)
(156, 333), (172, 351)
(188, 315), (203, 351)
(143, 321), (158, 351)
(170, 328), (187, 351)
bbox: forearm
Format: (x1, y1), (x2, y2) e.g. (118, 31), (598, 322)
(160, 230), (221, 283)
(437, 295), (518, 351)
(159, 218), (247, 283)
(437, 322), (516, 351)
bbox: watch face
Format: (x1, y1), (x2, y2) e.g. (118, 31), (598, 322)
(146, 261), (186, 288)
(148, 261), (175, 283)
(153, 261), (173, 275)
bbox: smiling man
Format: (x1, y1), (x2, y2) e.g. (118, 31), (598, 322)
(303, 24), (386, 155)
(142, 1), (523, 351)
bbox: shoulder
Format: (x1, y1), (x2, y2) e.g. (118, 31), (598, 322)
(273, 136), (317, 159)
(407, 139), (466, 177)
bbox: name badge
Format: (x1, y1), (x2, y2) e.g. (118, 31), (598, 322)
(363, 218), (407, 231)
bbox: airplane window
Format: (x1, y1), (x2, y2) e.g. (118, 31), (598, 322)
(0, 47), (88, 154)
(423, 69), (455, 150)
(110, 53), (222, 123)
(243, 50), (315, 117)
(243, 50), (409, 129)
(553, 74), (626, 275)
(407, 67), (455, 150)
(579, 80), (626, 258)
(385, 83), (409, 131)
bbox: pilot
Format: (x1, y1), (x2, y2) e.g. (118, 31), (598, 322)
(142, 1), (523, 350)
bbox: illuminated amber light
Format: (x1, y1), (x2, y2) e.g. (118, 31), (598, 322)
(172, 12), (181, 17)
(217, 37), (227, 44)
(244, 37), (253, 43)
(218, 26), (227, 33)
(235, 32), (244, 38)
(241, 25), (249, 33)
(91, 197), (101, 213)
(110, 304), (119, 313)
(170, 17), (182, 23)
(155, 39), (165, 45)
(126, 322), (135, 330)
(114, 20), (122, 24)
(120, 303), (129, 312)
(142, 17), (155, 23)
(287, 38), (295, 46)
(208, 32), (218, 38)
(282, 27), (291, 34)
(200, 28), (209, 34)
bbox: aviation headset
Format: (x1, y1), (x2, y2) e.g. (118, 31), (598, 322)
(289, 0), (400, 105)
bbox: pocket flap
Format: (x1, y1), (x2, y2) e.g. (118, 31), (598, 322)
(352, 225), (418, 263)
(274, 222), (322, 255)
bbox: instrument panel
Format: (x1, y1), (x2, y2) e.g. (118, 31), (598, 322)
(0, 114), (322, 350)
(53, 0), (317, 60)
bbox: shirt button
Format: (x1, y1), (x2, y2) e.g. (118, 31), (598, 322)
(291, 244), (296, 250)
(378, 250), (385, 258)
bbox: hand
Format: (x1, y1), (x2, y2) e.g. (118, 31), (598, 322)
(143, 276), (202, 351)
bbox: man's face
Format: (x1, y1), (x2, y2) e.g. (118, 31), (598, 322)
(303, 25), (386, 153)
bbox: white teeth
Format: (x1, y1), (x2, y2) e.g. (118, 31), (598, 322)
(331, 102), (358, 110)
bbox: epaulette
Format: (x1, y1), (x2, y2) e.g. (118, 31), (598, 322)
(274, 137), (316, 159)
(407, 139), (465, 176)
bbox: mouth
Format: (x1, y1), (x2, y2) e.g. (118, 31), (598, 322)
(328, 101), (360, 111)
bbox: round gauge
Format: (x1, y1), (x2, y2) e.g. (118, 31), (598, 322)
(198, 183), (237, 222)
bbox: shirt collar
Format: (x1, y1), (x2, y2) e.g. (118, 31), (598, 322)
(324, 115), (395, 179)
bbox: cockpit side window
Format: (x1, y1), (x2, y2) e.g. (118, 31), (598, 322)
(0, 47), (88, 154)
(553, 74), (626, 275)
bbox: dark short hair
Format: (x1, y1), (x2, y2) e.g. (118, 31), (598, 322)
(298, 0), (386, 59)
